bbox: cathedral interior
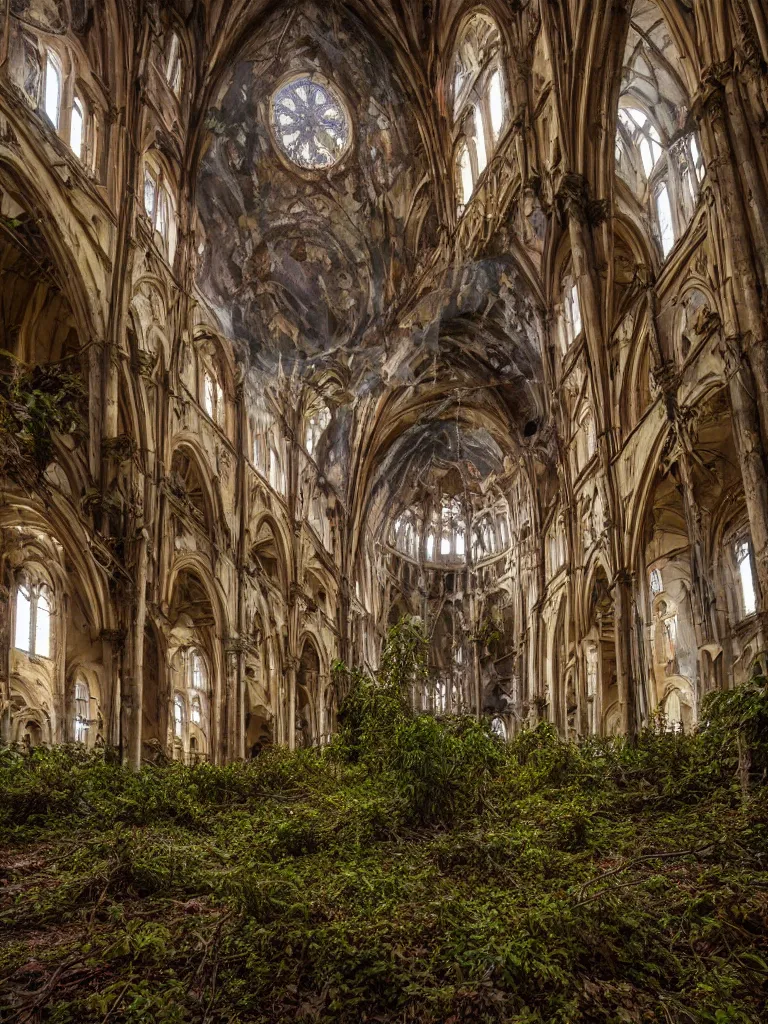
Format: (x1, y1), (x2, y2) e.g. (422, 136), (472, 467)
(1, 0), (767, 768)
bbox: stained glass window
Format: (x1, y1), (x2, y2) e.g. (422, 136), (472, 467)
(272, 77), (350, 169)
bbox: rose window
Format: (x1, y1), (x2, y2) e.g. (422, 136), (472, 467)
(271, 77), (350, 169)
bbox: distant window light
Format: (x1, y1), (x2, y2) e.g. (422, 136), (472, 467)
(14, 582), (51, 658)
(656, 183), (675, 257)
(191, 651), (205, 690)
(426, 532), (435, 560)
(570, 283), (582, 337)
(491, 716), (507, 740)
(455, 529), (465, 557)
(440, 533), (451, 556)
(44, 52), (61, 129)
(203, 369), (224, 424)
(689, 135), (705, 183)
(144, 167), (157, 219)
(174, 695), (184, 738)
(70, 96), (84, 158)
(736, 541), (757, 617)
(665, 689), (682, 732)
(458, 142), (474, 210)
(14, 585), (32, 653)
(473, 106), (487, 175)
(488, 70), (504, 139)
(190, 696), (201, 725)
(649, 569), (663, 596)
(166, 32), (183, 94)
(143, 162), (176, 261)
(35, 591), (51, 659)
(74, 680), (89, 742)
(305, 406), (330, 456)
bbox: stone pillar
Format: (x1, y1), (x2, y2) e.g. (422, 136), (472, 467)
(613, 570), (637, 738)
(99, 629), (124, 749)
(0, 573), (11, 746)
(121, 529), (148, 769)
(286, 654), (297, 751)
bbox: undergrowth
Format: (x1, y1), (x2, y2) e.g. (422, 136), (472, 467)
(1, 627), (767, 1023)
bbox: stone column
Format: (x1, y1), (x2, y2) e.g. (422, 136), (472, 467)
(0, 572), (11, 746)
(286, 654), (297, 751)
(121, 529), (148, 769)
(613, 570), (637, 738)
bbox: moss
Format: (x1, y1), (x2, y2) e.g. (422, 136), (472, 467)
(1, 643), (767, 1022)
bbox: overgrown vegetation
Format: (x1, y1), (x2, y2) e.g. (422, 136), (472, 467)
(1, 625), (767, 1023)
(0, 352), (85, 486)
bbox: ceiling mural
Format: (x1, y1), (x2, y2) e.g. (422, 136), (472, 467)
(196, 2), (423, 374)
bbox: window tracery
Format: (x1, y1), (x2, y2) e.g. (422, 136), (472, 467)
(14, 580), (51, 659)
(271, 76), (350, 169)
(73, 679), (89, 742)
(735, 540), (757, 618)
(173, 693), (184, 739)
(451, 13), (507, 213)
(43, 50), (61, 128)
(305, 406), (331, 457)
(143, 158), (177, 262)
(165, 32), (183, 95)
(616, 3), (705, 263)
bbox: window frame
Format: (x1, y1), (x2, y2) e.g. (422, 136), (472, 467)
(73, 679), (90, 743)
(43, 49), (62, 130)
(13, 579), (53, 659)
(734, 539), (758, 619)
(173, 693), (185, 739)
(143, 158), (177, 263)
(165, 31), (184, 96)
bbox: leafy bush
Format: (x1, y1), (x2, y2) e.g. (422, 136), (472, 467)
(1, 640), (768, 1022)
(0, 353), (85, 485)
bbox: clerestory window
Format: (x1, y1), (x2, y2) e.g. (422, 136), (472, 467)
(73, 680), (89, 742)
(43, 51), (61, 129)
(14, 582), (51, 659)
(735, 540), (757, 618)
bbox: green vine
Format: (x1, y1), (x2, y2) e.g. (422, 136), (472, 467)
(469, 616), (503, 651)
(0, 352), (86, 487)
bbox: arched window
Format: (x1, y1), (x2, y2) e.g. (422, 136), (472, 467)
(190, 695), (202, 725)
(14, 581), (51, 658)
(665, 689), (682, 732)
(655, 182), (675, 258)
(73, 680), (89, 742)
(488, 69), (505, 141)
(43, 51), (61, 129)
(457, 141), (474, 212)
(305, 406), (331, 456)
(173, 694), (184, 738)
(143, 159), (177, 262)
(189, 650), (206, 690)
(561, 276), (582, 351)
(165, 32), (183, 95)
(490, 716), (507, 740)
(268, 442), (285, 494)
(70, 95), (85, 158)
(203, 366), (224, 425)
(735, 540), (757, 618)
(452, 14), (507, 214)
(618, 107), (662, 177)
(649, 568), (663, 597)
(616, 4), (704, 263)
